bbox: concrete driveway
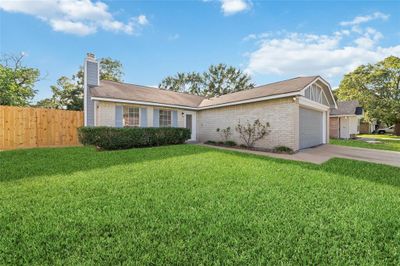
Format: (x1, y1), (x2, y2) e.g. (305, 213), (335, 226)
(201, 144), (400, 167)
(290, 144), (400, 167)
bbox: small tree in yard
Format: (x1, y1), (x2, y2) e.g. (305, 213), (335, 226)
(216, 127), (232, 142)
(235, 119), (270, 148)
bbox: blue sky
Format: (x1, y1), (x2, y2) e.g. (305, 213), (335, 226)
(1, 0), (399, 102)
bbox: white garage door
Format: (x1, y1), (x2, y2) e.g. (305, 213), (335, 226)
(299, 108), (323, 149)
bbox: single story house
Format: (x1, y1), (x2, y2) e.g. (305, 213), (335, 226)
(84, 54), (337, 151)
(329, 100), (363, 139)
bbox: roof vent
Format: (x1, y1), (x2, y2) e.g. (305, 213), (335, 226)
(355, 107), (363, 115)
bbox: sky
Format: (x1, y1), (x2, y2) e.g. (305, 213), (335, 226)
(1, 0), (399, 102)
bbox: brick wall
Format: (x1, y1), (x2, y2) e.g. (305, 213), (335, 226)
(329, 117), (339, 138)
(96, 102), (115, 127)
(197, 98), (299, 150)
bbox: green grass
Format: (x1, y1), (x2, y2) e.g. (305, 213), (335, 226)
(330, 138), (400, 152)
(1, 145), (400, 264)
(358, 134), (400, 140)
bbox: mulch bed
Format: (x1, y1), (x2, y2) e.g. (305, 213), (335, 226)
(203, 143), (296, 154)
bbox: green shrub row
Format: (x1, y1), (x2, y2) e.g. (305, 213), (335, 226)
(78, 127), (191, 150)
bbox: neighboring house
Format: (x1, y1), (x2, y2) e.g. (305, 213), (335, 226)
(359, 120), (379, 134)
(329, 100), (363, 139)
(84, 54), (337, 151)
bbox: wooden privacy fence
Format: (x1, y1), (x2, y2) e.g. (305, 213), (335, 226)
(0, 106), (84, 150)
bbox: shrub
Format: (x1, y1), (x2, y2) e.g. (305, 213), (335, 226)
(224, 141), (237, 146)
(204, 140), (216, 145)
(274, 146), (294, 154)
(217, 141), (224, 145)
(78, 127), (191, 150)
(235, 119), (270, 147)
(216, 127), (232, 142)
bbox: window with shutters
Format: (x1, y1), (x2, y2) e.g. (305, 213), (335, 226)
(123, 106), (140, 127)
(159, 110), (172, 127)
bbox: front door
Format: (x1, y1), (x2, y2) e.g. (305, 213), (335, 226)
(185, 114), (194, 140)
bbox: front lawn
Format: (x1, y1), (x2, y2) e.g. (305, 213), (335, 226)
(330, 138), (400, 152)
(358, 134), (400, 140)
(1, 145), (400, 264)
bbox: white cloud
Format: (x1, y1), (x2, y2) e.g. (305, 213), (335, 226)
(50, 19), (97, 36)
(137, 15), (148, 26)
(221, 0), (251, 15)
(0, 0), (148, 36)
(245, 23), (400, 80)
(340, 12), (389, 26)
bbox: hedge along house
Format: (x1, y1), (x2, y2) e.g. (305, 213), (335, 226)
(329, 100), (364, 139)
(84, 54), (337, 151)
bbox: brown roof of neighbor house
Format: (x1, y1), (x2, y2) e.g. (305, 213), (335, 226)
(330, 100), (362, 116)
(90, 76), (321, 109)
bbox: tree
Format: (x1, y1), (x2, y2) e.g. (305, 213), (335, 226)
(159, 72), (204, 95)
(99, 57), (123, 82)
(235, 119), (270, 147)
(37, 76), (82, 110)
(159, 64), (254, 97)
(38, 57), (124, 110)
(0, 53), (40, 106)
(336, 56), (400, 135)
(203, 64), (255, 97)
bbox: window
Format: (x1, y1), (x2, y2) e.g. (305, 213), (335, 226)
(159, 110), (172, 127)
(304, 84), (329, 106)
(123, 106), (140, 127)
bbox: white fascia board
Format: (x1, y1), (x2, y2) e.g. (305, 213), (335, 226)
(299, 97), (330, 111)
(197, 92), (300, 110)
(91, 97), (199, 111)
(92, 91), (301, 111)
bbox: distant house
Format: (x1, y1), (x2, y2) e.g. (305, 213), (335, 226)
(83, 54), (337, 151)
(329, 100), (363, 139)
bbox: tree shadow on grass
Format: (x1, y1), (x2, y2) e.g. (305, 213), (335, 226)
(201, 147), (400, 188)
(0, 144), (209, 182)
(317, 158), (400, 188)
(2, 144), (399, 188)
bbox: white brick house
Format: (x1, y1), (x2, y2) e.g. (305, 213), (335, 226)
(84, 54), (337, 151)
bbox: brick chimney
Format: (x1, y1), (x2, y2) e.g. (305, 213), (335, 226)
(84, 53), (99, 126)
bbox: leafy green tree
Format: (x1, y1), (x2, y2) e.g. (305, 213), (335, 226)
(36, 76), (82, 110)
(0, 53), (40, 106)
(38, 57), (124, 110)
(99, 57), (123, 82)
(159, 64), (254, 97)
(336, 56), (400, 135)
(203, 64), (254, 97)
(159, 72), (204, 95)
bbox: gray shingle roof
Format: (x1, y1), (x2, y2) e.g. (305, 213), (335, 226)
(330, 100), (361, 116)
(91, 76), (321, 109)
(91, 80), (205, 108)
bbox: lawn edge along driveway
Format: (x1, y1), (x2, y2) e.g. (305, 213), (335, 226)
(200, 143), (400, 167)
